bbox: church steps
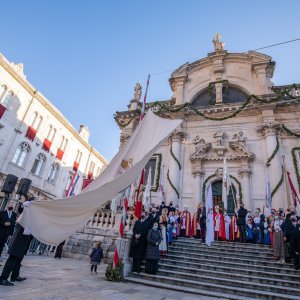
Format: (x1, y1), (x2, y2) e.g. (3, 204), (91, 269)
(169, 244), (273, 258)
(166, 249), (292, 267)
(160, 258), (300, 279)
(125, 276), (256, 300)
(127, 273), (300, 300)
(155, 263), (300, 288)
(151, 268), (300, 295)
(175, 239), (274, 252)
(166, 253), (294, 270)
(128, 238), (300, 299)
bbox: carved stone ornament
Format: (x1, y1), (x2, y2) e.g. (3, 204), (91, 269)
(192, 165), (205, 177)
(120, 132), (131, 147)
(213, 58), (224, 73)
(190, 130), (255, 162)
(238, 165), (252, 177)
(170, 129), (185, 143)
(257, 122), (281, 137)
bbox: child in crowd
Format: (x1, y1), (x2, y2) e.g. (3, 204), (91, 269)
(90, 241), (104, 274)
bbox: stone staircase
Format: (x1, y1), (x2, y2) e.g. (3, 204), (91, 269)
(126, 237), (300, 300)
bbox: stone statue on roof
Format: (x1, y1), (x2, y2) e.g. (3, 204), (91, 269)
(134, 82), (142, 101)
(213, 33), (225, 53)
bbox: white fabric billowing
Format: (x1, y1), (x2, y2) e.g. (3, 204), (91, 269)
(206, 184), (214, 247)
(18, 111), (182, 245)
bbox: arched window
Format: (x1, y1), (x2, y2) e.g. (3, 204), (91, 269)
(31, 153), (46, 176)
(28, 112), (43, 130)
(75, 150), (82, 163)
(1, 90), (14, 108)
(0, 84), (7, 99)
(28, 112), (38, 127)
(47, 163), (59, 182)
(12, 142), (30, 167)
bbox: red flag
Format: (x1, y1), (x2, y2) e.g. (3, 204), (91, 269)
(119, 221), (124, 237)
(287, 171), (300, 208)
(113, 248), (119, 268)
(134, 169), (144, 219)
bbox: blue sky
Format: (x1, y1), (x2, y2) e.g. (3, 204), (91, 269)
(1, 1), (299, 161)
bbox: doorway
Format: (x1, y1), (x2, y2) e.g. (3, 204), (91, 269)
(211, 180), (236, 216)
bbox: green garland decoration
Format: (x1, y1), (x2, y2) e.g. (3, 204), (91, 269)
(170, 144), (181, 170)
(202, 173), (243, 203)
(105, 262), (124, 282)
(115, 84), (300, 127)
(266, 136), (280, 166)
(167, 169), (179, 199)
(282, 124), (300, 137)
(229, 175), (243, 204)
(291, 147), (300, 192)
(151, 153), (162, 192)
(202, 174), (215, 201)
(271, 166), (284, 198)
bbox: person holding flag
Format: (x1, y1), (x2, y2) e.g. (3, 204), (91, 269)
(205, 184), (214, 246)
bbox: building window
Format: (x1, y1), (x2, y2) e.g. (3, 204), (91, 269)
(89, 161), (95, 175)
(31, 153), (46, 176)
(47, 163), (59, 182)
(1, 90), (13, 108)
(46, 125), (56, 142)
(12, 142), (30, 167)
(0, 84), (6, 99)
(96, 166), (101, 177)
(60, 136), (68, 151)
(75, 150), (82, 164)
(28, 112), (43, 131)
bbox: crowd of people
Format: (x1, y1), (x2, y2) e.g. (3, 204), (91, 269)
(129, 200), (300, 274)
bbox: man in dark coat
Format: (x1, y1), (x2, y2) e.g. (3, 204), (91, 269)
(129, 214), (149, 273)
(197, 203), (206, 243)
(0, 202), (17, 257)
(0, 224), (33, 285)
(237, 204), (248, 243)
(167, 201), (176, 214)
(147, 208), (159, 228)
(293, 222), (300, 270)
(158, 201), (168, 215)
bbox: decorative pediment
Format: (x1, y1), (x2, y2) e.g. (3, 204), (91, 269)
(190, 130), (255, 162)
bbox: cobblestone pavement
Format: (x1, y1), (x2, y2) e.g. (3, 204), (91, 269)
(0, 255), (217, 300)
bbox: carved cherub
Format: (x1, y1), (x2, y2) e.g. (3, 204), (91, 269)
(232, 131), (247, 147)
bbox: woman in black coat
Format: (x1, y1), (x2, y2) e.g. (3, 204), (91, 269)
(145, 222), (162, 275)
(129, 215), (149, 273)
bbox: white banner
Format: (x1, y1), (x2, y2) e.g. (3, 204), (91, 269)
(18, 111), (182, 245)
(206, 184), (214, 246)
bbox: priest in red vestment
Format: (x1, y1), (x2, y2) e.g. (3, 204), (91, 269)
(213, 205), (226, 240)
(180, 207), (192, 237)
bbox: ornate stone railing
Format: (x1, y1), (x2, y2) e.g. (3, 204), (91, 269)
(85, 208), (136, 232)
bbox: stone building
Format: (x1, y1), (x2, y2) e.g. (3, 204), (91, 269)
(115, 34), (300, 215)
(0, 52), (108, 209)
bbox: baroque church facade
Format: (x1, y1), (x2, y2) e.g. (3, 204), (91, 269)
(115, 35), (300, 215)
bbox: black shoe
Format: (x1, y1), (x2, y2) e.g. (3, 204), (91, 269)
(10, 276), (27, 282)
(0, 279), (14, 286)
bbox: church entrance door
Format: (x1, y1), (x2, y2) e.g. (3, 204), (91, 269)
(212, 180), (236, 216)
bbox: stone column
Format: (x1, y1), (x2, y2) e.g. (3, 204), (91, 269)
(168, 130), (185, 206)
(238, 162), (252, 212)
(257, 121), (285, 209)
(170, 76), (187, 105)
(192, 164), (204, 204)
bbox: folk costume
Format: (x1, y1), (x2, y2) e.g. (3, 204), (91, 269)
(213, 206), (226, 240)
(158, 208), (168, 256)
(180, 208), (192, 238)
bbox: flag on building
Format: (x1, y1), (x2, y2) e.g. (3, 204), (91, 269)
(143, 167), (152, 207)
(287, 171), (300, 213)
(265, 170), (272, 215)
(134, 170), (144, 219)
(222, 157), (231, 210)
(69, 174), (80, 196)
(206, 184), (214, 247)
(158, 164), (166, 202)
